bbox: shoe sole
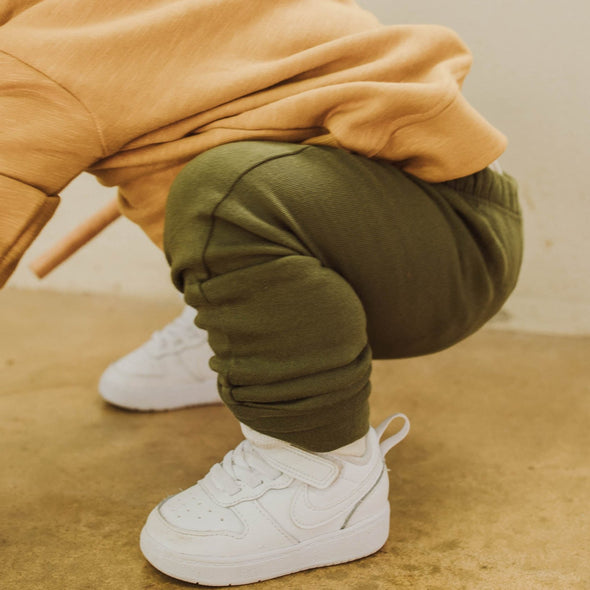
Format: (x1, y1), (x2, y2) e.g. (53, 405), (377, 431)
(99, 375), (220, 411)
(140, 504), (391, 586)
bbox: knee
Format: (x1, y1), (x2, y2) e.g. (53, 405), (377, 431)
(164, 146), (241, 291)
(165, 140), (308, 236)
(166, 143), (254, 226)
(164, 142), (311, 290)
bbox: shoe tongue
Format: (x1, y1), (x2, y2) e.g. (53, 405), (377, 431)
(240, 423), (286, 449)
(179, 305), (198, 324)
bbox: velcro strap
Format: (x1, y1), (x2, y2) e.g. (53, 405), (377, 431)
(259, 445), (339, 489)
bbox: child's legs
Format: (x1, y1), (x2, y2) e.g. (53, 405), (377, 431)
(164, 141), (522, 451)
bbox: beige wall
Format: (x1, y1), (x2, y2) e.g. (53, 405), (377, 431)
(358, 0), (590, 334)
(9, 1), (590, 334)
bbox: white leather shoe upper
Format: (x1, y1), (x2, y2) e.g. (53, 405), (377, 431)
(140, 414), (410, 585)
(144, 415), (410, 557)
(99, 305), (219, 410)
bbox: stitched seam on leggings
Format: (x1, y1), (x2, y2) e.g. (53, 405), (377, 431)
(199, 144), (313, 388)
(200, 144), (314, 282)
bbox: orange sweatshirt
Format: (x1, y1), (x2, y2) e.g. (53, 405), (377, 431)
(0, 0), (506, 287)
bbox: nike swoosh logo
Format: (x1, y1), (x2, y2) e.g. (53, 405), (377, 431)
(289, 465), (384, 529)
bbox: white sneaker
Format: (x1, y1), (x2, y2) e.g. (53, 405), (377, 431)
(140, 414), (410, 586)
(98, 306), (219, 411)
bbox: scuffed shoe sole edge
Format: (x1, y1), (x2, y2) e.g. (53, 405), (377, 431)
(99, 374), (220, 411)
(139, 505), (391, 586)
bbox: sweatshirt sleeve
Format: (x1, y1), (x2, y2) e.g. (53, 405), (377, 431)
(0, 51), (105, 287)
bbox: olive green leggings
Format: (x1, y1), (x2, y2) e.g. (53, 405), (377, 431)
(164, 141), (523, 451)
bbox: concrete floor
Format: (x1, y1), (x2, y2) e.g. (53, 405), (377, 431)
(1, 288), (588, 590)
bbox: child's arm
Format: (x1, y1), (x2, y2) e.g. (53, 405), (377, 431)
(0, 51), (104, 287)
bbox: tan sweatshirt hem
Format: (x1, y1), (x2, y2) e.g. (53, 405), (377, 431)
(0, 177), (60, 287)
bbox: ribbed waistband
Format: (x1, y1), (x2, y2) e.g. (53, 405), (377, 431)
(442, 165), (521, 216)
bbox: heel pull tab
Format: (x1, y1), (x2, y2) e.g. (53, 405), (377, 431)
(376, 413), (410, 456)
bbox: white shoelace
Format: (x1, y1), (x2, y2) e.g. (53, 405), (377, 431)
(146, 307), (199, 354)
(209, 441), (281, 495)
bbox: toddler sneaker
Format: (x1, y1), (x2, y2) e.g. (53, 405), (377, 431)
(98, 306), (219, 410)
(140, 414), (410, 586)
